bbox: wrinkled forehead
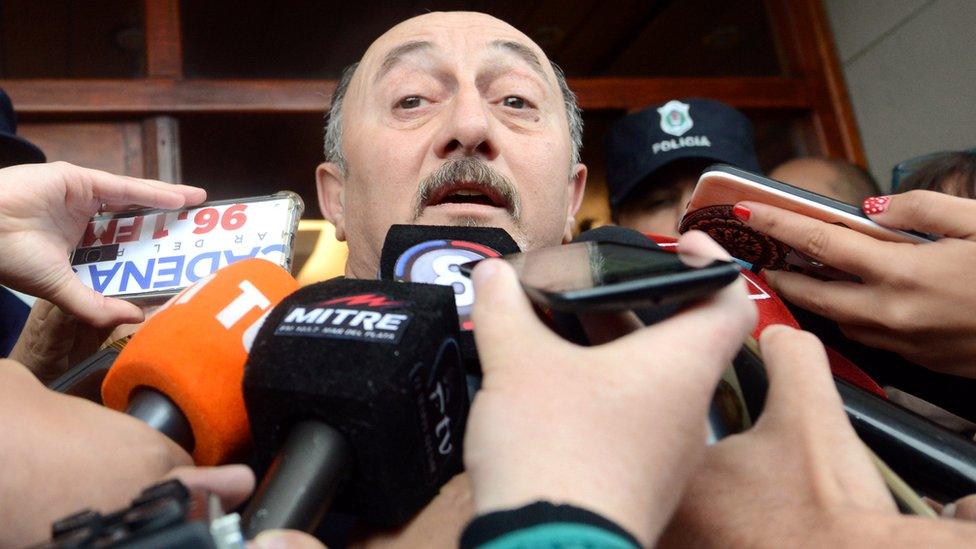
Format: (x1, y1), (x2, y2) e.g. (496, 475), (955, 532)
(354, 12), (559, 93)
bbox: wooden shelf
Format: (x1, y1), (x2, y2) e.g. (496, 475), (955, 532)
(5, 76), (810, 115)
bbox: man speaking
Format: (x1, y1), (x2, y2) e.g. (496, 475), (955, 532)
(305, 11), (589, 544)
(314, 11), (587, 279)
(7, 9), (968, 549)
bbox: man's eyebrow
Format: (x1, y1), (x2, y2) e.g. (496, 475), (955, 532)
(490, 40), (549, 82)
(375, 40), (433, 81)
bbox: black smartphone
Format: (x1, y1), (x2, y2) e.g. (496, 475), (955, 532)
(459, 241), (740, 312)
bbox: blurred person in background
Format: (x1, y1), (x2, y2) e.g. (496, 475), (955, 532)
(0, 88), (46, 357)
(604, 98), (761, 236)
(770, 156), (880, 204)
(893, 149), (976, 198)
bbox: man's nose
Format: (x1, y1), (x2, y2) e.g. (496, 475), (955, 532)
(434, 86), (497, 159)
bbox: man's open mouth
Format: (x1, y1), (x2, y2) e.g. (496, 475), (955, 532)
(424, 181), (510, 211)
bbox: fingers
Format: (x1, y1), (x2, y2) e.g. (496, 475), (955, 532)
(470, 259), (564, 371)
(949, 494), (976, 521)
(755, 325), (849, 433)
(63, 163), (206, 211)
(677, 229), (734, 261)
(762, 270), (878, 324)
(607, 231), (756, 369)
(251, 530), (327, 548)
(836, 323), (905, 356)
(864, 191), (976, 239)
(737, 201), (890, 279)
(167, 464), (256, 511)
(8, 299), (114, 383)
(576, 311), (643, 345)
(47, 270), (144, 328)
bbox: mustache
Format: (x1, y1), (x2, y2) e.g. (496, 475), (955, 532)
(412, 158), (521, 221)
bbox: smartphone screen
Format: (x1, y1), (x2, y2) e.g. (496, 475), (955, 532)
(460, 241), (740, 312)
(71, 192), (304, 304)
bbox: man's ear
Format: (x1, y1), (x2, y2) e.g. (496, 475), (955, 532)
(562, 163), (588, 243)
(316, 162), (347, 242)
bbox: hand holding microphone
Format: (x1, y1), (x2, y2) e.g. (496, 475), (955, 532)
(463, 231), (756, 547)
(9, 299), (115, 383)
(101, 257), (299, 463)
(0, 358), (254, 547)
(0, 258), (293, 546)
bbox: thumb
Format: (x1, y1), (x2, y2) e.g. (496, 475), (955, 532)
(950, 494), (976, 521)
(48, 270), (144, 328)
(863, 190), (976, 239)
(167, 464), (256, 511)
(470, 259), (563, 371)
(754, 325), (849, 433)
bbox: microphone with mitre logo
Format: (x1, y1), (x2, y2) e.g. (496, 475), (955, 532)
(241, 277), (468, 535)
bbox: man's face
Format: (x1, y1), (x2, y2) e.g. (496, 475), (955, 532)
(317, 12), (586, 278)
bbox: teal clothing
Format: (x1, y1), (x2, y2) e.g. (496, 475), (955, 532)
(461, 501), (641, 549)
(476, 521), (638, 548)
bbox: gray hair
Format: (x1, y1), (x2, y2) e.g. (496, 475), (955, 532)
(323, 59), (583, 176)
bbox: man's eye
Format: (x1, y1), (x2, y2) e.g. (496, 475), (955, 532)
(397, 96), (425, 109)
(502, 96), (527, 109)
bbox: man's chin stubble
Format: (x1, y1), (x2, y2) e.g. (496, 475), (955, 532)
(414, 212), (529, 250)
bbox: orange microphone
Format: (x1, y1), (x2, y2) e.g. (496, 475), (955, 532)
(102, 258), (299, 465)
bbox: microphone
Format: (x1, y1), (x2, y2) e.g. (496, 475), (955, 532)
(101, 258), (300, 465)
(379, 224), (520, 373)
(240, 278), (468, 535)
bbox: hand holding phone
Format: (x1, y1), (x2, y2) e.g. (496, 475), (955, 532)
(462, 238), (756, 546)
(730, 191), (976, 378)
(0, 162), (206, 328)
(678, 164), (936, 280)
(71, 192), (303, 304)
(460, 240), (740, 313)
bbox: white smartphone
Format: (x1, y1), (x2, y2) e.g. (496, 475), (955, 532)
(678, 164), (936, 279)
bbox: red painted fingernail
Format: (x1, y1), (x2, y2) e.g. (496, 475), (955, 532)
(862, 195), (891, 215)
(732, 204), (751, 222)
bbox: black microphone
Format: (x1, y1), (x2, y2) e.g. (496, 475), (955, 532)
(379, 224), (520, 377)
(241, 278), (468, 535)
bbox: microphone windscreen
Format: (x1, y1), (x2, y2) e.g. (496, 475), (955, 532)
(244, 278), (468, 526)
(102, 258), (299, 465)
(379, 224), (520, 373)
